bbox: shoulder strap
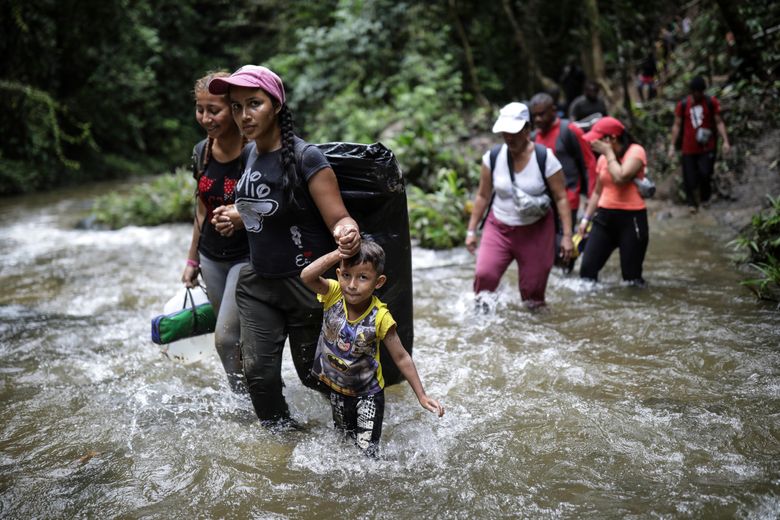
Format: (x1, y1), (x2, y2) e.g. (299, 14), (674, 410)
(535, 143), (561, 233)
(191, 138), (208, 180)
(534, 143), (547, 175)
(489, 144), (502, 178)
(559, 119), (586, 170)
(480, 144), (503, 230)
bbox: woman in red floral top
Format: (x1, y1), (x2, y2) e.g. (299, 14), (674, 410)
(181, 71), (249, 393)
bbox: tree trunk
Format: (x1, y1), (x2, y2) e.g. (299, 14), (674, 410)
(714, 0), (770, 80)
(501, 0), (554, 94)
(447, 0), (490, 108)
(583, 0), (612, 98)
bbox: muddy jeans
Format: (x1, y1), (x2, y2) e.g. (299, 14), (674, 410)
(235, 265), (326, 423)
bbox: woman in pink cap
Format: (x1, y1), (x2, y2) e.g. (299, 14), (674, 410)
(578, 116), (649, 286)
(181, 70), (249, 393)
(208, 65), (361, 427)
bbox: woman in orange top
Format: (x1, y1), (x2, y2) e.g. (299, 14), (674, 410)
(578, 117), (649, 286)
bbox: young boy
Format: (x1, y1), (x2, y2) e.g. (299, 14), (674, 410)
(301, 239), (444, 456)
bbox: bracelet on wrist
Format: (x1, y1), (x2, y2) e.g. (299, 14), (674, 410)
(466, 229), (476, 237)
(186, 258), (200, 268)
(581, 215), (591, 222)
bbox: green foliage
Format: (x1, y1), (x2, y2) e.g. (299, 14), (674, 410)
(271, 0), (470, 189)
(731, 195), (780, 302)
(91, 168), (195, 229)
(407, 168), (470, 249)
(0, 79), (96, 195)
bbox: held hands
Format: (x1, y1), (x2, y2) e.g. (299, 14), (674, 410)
(211, 205), (242, 237)
(419, 395), (445, 417)
(333, 223), (360, 257)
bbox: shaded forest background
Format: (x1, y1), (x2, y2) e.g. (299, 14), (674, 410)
(0, 0), (777, 197)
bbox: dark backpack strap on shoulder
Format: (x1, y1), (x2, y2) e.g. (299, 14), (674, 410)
(489, 144), (502, 181)
(480, 144), (503, 230)
(535, 143), (560, 233)
(191, 138), (208, 181)
(559, 119), (587, 189)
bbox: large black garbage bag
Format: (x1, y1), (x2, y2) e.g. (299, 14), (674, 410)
(311, 142), (413, 387)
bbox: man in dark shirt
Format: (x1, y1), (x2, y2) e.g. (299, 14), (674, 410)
(531, 92), (597, 271)
(568, 80), (609, 123)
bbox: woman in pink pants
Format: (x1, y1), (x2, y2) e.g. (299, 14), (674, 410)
(465, 102), (573, 309)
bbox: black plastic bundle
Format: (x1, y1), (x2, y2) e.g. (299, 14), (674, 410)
(315, 142), (413, 386)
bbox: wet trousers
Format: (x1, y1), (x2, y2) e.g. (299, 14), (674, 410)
(235, 265), (326, 423)
(199, 255), (248, 393)
(474, 211), (555, 306)
(579, 208), (648, 283)
(330, 390), (385, 457)
(682, 151), (715, 207)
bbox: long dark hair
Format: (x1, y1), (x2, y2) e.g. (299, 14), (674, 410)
(277, 103), (299, 204)
(617, 130), (637, 159)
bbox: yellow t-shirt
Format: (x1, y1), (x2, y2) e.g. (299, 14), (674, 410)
(311, 279), (396, 396)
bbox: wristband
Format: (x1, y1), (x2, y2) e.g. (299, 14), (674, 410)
(466, 230), (476, 237)
(186, 258), (200, 268)
(581, 215), (591, 223)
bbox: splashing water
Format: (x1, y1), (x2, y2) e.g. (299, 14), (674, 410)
(1, 183), (779, 518)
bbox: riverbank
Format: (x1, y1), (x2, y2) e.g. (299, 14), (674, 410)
(649, 128), (780, 235)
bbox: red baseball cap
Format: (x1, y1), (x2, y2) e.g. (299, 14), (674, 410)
(208, 65), (286, 105)
(582, 116), (626, 142)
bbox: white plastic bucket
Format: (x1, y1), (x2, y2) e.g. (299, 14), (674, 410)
(160, 333), (215, 365)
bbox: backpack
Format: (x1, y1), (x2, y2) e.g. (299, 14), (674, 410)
(557, 119), (588, 194)
(479, 143), (558, 231)
(291, 140), (412, 388)
(676, 95), (715, 150)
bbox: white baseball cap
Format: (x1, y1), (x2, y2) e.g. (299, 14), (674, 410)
(492, 102), (530, 134)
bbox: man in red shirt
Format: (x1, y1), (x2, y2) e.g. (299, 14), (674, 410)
(530, 93), (597, 224)
(668, 76), (731, 213)
(530, 92), (597, 271)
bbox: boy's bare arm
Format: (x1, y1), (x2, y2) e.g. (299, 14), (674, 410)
(383, 326), (444, 417)
(300, 249), (341, 295)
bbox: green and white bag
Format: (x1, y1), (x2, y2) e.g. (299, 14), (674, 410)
(151, 287), (216, 345)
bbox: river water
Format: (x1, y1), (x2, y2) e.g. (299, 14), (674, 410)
(1, 181), (779, 519)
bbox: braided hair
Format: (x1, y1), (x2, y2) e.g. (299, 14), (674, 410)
(277, 103), (300, 205)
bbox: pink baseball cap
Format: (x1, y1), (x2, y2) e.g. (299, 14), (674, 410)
(208, 65), (286, 105)
(582, 116), (625, 142)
